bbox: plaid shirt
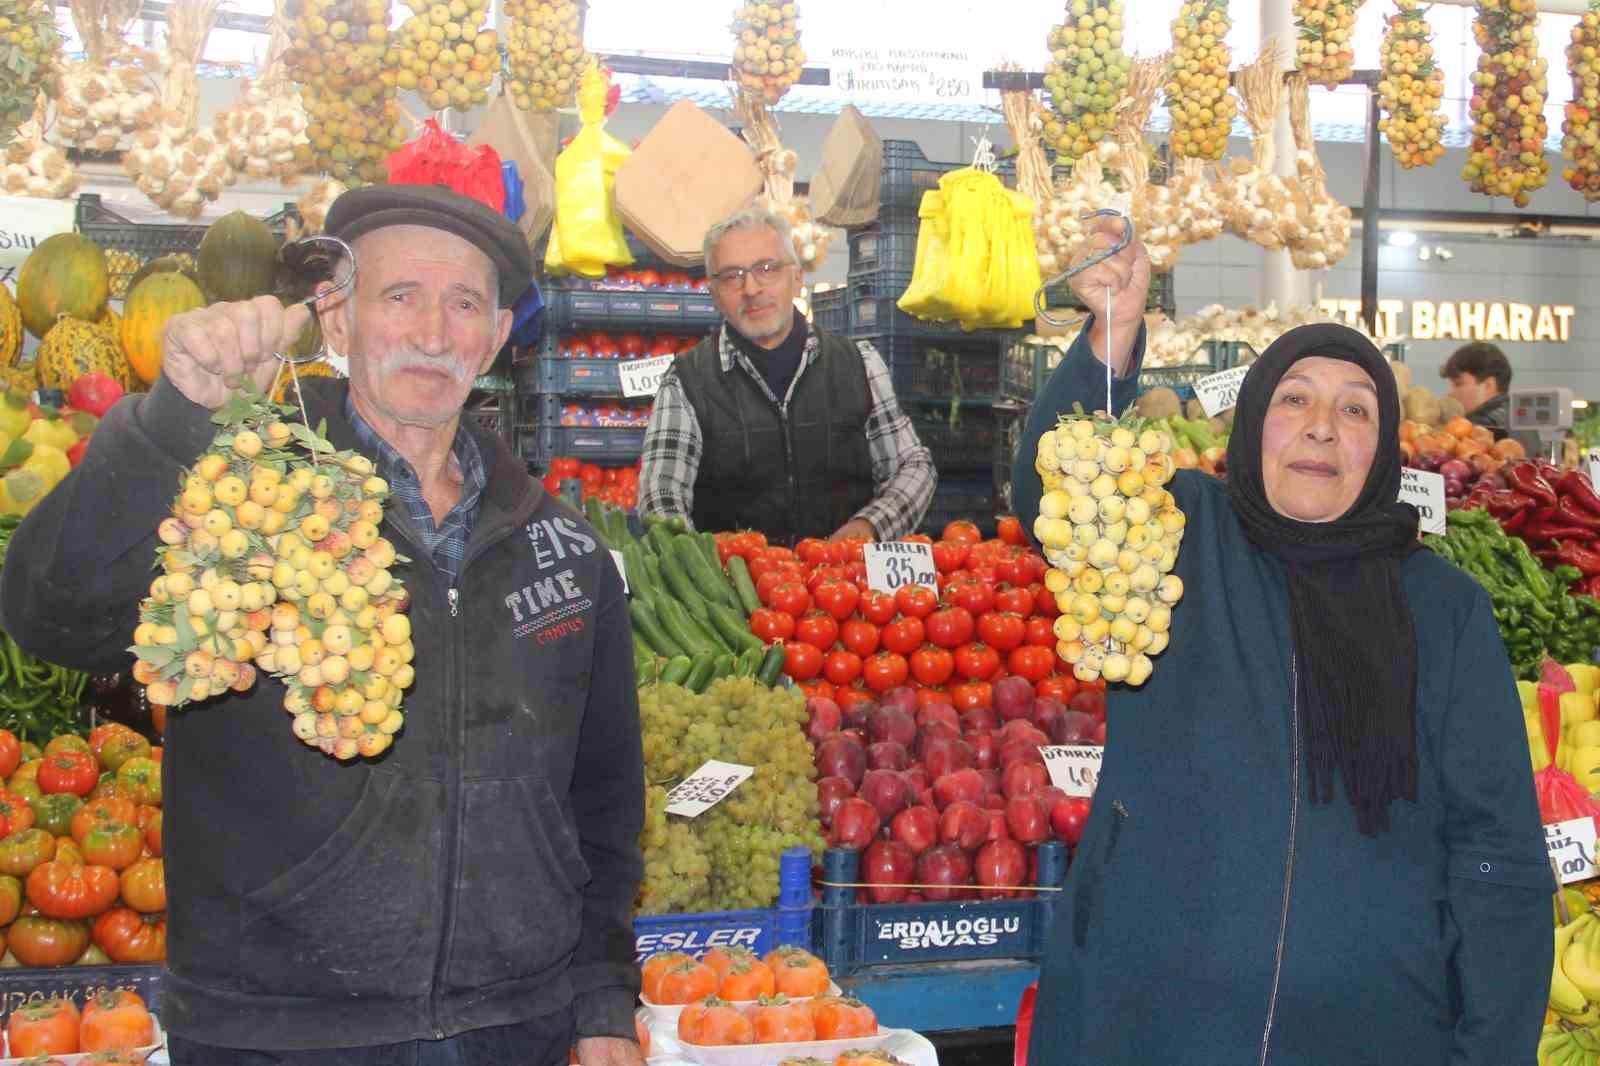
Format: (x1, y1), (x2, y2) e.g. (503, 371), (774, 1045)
(346, 395), (488, 586)
(638, 326), (937, 539)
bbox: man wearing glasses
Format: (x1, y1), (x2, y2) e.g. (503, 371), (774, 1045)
(638, 206), (935, 544)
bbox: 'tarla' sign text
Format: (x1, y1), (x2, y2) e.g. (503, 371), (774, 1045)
(864, 541), (937, 594)
(1397, 468), (1446, 535)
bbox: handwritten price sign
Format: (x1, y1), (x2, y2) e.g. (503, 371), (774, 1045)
(864, 541), (937, 594)
(1398, 468), (1446, 536)
(664, 760), (754, 818)
(1039, 745), (1102, 797)
(1587, 449), (1600, 490)
(619, 355), (676, 399)
(1192, 366), (1251, 418)
(0, 196), (72, 270)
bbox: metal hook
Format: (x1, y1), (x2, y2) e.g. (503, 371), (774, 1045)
(1034, 209), (1133, 326)
(274, 233), (356, 366)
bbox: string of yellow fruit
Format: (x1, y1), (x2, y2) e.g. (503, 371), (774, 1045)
(503, 0), (586, 112)
(1463, 0), (1549, 207)
(1294, 0), (1362, 87)
(732, 1), (805, 107)
(1041, 0), (1132, 166)
(392, 0), (498, 113)
(283, 0), (408, 185)
(1378, 0), (1448, 169)
(1166, 0), (1238, 161)
(0, 0), (60, 149)
(1562, 0), (1600, 199)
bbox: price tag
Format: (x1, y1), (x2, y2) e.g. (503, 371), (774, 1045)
(1398, 468), (1446, 535)
(1191, 366), (1251, 417)
(1039, 745), (1102, 797)
(619, 355), (675, 399)
(1586, 449), (1600, 489)
(664, 760), (754, 818)
(610, 549), (628, 594)
(0, 196), (72, 270)
(863, 541), (937, 594)
(1546, 817), (1598, 885)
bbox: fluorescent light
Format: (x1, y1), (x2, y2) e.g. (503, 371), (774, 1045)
(1387, 230), (1418, 248)
(1575, 399), (1590, 409)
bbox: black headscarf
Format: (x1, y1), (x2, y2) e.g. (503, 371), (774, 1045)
(1224, 323), (1421, 836)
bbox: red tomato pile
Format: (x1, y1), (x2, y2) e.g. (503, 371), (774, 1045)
(722, 517), (1085, 709)
(559, 331), (702, 360)
(540, 457), (641, 509)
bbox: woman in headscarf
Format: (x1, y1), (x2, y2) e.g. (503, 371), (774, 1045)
(1012, 222), (1551, 1066)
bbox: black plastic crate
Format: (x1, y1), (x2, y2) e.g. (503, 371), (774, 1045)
(465, 397), (512, 443)
(811, 286), (847, 335)
(859, 333), (1004, 405)
(544, 287), (722, 333)
(0, 964), (163, 1023)
(1000, 338), (1069, 404)
(513, 351), (629, 398)
(847, 219), (923, 276)
(912, 408), (1001, 473)
(517, 423), (648, 471)
(78, 192), (299, 265)
(876, 139), (1019, 224)
(921, 476), (997, 535)
(1038, 270), (1176, 319)
(847, 269), (1020, 343)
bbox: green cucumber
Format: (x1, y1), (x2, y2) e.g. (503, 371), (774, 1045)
(628, 600), (681, 658)
(707, 600), (764, 654)
(736, 646), (763, 677)
(685, 650), (717, 693)
(647, 522), (678, 560)
(660, 655), (694, 687)
(658, 547), (712, 623)
(584, 498), (612, 547)
(622, 542), (658, 605)
(728, 556), (761, 617)
(756, 641), (787, 687)
(654, 596), (713, 657)
(713, 653), (737, 680)
(634, 647), (657, 684)
(644, 555), (667, 598)
(674, 537), (738, 610)
(682, 606), (734, 655)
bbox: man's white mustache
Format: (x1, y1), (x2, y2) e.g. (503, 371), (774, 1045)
(374, 350), (474, 386)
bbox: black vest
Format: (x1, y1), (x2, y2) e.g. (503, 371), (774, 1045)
(677, 330), (875, 544)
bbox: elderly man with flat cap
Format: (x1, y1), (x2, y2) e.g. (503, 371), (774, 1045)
(0, 185), (646, 1066)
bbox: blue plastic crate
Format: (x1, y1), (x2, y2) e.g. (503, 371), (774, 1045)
(517, 422), (648, 471)
(912, 408), (1002, 474)
(847, 270), (1019, 344)
(634, 848), (814, 963)
(513, 354), (628, 398)
(874, 140), (1019, 225)
(544, 287), (722, 333)
(1000, 338), (1067, 405)
(811, 287), (847, 335)
(847, 220), (922, 276)
(0, 964), (164, 1022)
(814, 843), (1067, 975)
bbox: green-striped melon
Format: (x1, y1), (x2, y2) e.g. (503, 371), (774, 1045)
(17, 233), (109, 339)
(197, 211), (279, 304)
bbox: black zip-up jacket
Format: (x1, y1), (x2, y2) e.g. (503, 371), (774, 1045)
(0, 376), (644, 1052)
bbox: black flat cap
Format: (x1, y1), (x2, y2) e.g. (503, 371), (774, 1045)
(324, 183), (533, 307)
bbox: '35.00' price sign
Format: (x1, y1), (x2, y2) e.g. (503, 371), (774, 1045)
(864, 541), (937, 594)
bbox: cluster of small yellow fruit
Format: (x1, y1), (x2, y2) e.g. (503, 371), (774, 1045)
(129, 402), (414, 761)
(1165, 0), (1238, 161)
(1294, 0), (1360, 86)
(1562, 7), (1600, 199)
(1031, 414), (1186, 686)
(732, 1), (805, 106)
(503, 0), (587, 112)
(392, 0), (498, 113)
(1378, 0), (1448, 169)
(282, 0), (408, 185)
(1041, 0), (1133, 166)
(1462, 0), (1550, 207)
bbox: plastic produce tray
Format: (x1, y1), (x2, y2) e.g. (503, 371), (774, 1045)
(912, 409), (1001, 474)
(634, 848), (813, 963)
(544, 288), (722, 333)
(860, 333), (1004, 405)
(813, 843), (1067, 975)
(811, 287), (847, 335)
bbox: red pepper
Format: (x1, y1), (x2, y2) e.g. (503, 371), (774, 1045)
(1586, 575), (1600, 599)
(1535, 547), (1564, 567)
(1503, 508), (1529, 534)
(1556, 495), (1600, 532)
(1557, 540), (1600, 576)
(1485, 490), (1535, 518)
(1505, 462), (1559, 507)
(1558, 469), (1600, 518)
(1522, 520), (1597, 543)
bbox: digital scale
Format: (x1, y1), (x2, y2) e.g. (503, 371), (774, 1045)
(1509, 387), (1575, 461)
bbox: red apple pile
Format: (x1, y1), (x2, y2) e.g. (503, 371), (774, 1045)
(808, 675), (1102, 904)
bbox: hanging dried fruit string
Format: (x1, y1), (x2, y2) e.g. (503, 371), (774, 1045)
(214, 0), (310, 184)
(1042, 0), (1132, 166)
(732, 0), (805, 107)
(732, 88), (831, 272)
(1463, 0), (1549, 207)
(1165, 0), (1237, 161)
(391, 0), (497, 113)
(123, 0), (238, 218)
(284, 0), (407, 185)
(52, 0), (159, 153)
(504, 0), (586, 112)
(1286, 72), (1352, 269)
(1562, 0), (1600, 199)
(1378, 0), (1448, 169)
(2, 99), (77, 200)
(1295, 0), (1362, 86)
(1217, 42), (1308, 252)
(0, 0), (60, 150)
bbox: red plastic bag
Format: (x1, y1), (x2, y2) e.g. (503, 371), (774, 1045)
(386, 118), (506, 213)
(1014, 980), (1037, 1066)
(1534, 681), (1600, 830)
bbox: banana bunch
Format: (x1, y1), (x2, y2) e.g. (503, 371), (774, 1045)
(1542, 1020), (1600, 1066)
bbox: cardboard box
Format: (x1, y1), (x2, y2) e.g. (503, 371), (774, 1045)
(468, 94), (558, 243)
(613, 100), (764, 268)
(810, 106), (882, 228)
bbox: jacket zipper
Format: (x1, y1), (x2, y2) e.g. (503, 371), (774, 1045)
(447, 588), (459, 617)
(1258, 658), (1300, 1066)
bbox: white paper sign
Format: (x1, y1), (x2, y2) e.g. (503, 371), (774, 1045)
(611, 549), (629, 594)
(1192, 366), (1252, 417)
(0, 197), (73, 271)
(1586, 449), (1600, 490)
(619, 355), (675, 399)
(1547, 817), (1598, 885)
(665, 760), (755, 818)
(1398, 468), (1447, 535)
(1040, 745), (1102, 797)
(863, 541), (937, 594)
(826, 44), (984, 104)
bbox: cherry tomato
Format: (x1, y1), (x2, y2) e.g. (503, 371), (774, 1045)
(977, 612), (1027, 652)
(950, 681), (994, 712)
(925, 606), (975, 650)
(840, 619), (881, 659)
(795, 612), (840, 652)
(1032, 583), (1059, 618)
(954, 642), (1001, 681)
(1007, 645), (1055, 683)
(1036, 675), (1078, 704)
(948, 582), (996, 616)
(796, 539), (831, 567)
(1025, 617), (1056, 647)
(880, 616), (926, 657)
(769, 582), (813, 619)
(858, 591), (899, 626)
(823, 650), (863, 687)
(997, 516), (1027, 546)
(749, 608), (796, 644)
(931, 541), (970, 573)
(783, 642), (823, 682)
(862, 652), (909, 693)
(942, 520), (983, 545)
(994, 586), (1035, 617)
(894, 585), (938, 619)
(813, 581), (861, 622)
(756, 570), (799, 605)
(909, 645), (956, 687)
(805, 566), (850, 593)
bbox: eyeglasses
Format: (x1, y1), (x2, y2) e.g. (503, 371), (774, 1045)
(710, 259), (792, 292)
